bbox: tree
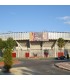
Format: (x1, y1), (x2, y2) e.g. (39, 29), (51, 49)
(2, 37), (16, 72)
(0, 38), (4, 50)
(57, 38), (65, 50)
(0, 38), (5, 57)
(57, 38), (65, 59)
(4, 37), (16, 49)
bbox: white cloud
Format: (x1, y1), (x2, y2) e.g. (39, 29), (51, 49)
(64, 21), (70, 24)
(59, 16), (70, 20)
(57, 16), (70, 25)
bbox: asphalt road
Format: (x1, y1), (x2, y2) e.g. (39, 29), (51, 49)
(13, 59), (70, 75)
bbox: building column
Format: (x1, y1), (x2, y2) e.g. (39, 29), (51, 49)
(42, 48), (44, 58)
(40, 41), (44, 58)
(54, 41), (58, 57)
(54, 41), (56, 57)
(17, 46), (20, 58)
(54, 45), (56, 57)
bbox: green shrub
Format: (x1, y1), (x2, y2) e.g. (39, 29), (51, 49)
(2, 37), (16, 72)
(3, 48), (13, 66)
(0, 57), (3, 62)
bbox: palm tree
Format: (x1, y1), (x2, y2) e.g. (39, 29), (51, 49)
(57, 38), (65, 59)
(57, 38), (65, 51)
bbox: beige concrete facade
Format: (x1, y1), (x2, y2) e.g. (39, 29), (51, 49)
(14, 40), (70, 58)
(0, 32), (70, 58)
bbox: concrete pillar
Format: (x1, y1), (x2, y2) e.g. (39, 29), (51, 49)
(41, 41), (44, 58)
(54, 45), (56, 57)
(54, 42), (57, 57)
(17, 46), (20, 58)
(41, 47), (43, 58)
(42, 49), (44, 58)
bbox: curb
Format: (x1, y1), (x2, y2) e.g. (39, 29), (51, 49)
(54, 63), (70, 71)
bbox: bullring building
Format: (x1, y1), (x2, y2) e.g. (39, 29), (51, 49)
(0, 31), (70, 58)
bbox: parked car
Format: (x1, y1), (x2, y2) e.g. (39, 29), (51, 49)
(55, 56), (66, 60)
(58, 56), (66, 60)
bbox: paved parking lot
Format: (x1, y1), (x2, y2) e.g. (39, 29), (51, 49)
(0, 59), (70, 75)
(12, 59), (70, 75)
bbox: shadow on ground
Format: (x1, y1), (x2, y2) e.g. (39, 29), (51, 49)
(0, 67), (40, 75)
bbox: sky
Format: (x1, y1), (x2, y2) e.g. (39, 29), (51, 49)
(0, 5), (70, 33)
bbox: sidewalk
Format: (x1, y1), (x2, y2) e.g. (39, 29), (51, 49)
(55, 62), (70, 71)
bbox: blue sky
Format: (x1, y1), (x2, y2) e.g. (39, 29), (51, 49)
(0, 5), (70, 33)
